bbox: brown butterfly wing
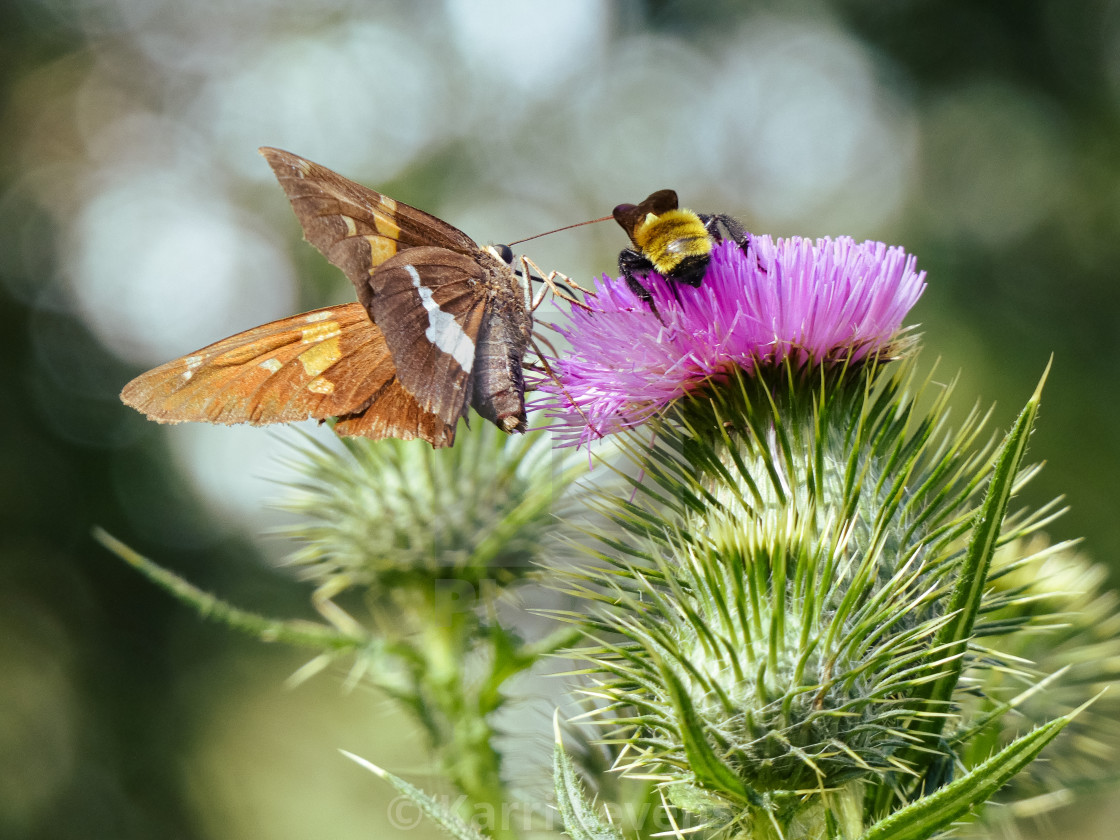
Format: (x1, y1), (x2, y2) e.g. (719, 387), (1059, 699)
(259, 147), (479, 310)
(120, 303), (457, 446)
(364, 247), (493, 428)
(334, 380), (455, 446)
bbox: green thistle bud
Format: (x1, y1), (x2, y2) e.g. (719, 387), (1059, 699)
(970, 536), (1120, 829)
(559, 359), (1058, 836)
(275, 424), (582, 596)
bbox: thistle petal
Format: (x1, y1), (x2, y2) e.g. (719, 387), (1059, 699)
(536, 236), (925, 445)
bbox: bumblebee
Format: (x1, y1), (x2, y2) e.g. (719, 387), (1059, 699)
(613, 189), (751, 313)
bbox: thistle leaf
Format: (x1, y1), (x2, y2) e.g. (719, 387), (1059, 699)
(341, 750), (489, 840)
(925, 360), (1051, 709)
(656, 656), (758, 806)
(866, 364), (1052, 817)
(553, 716), (625, 840)
(859, 706), (1075, 840)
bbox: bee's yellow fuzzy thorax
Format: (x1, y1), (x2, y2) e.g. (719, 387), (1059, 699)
(632, 208), (712, 274)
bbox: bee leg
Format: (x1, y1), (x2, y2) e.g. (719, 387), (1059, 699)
(670, 255), (710, 289)
(701, 213), (752, 253)
(619, 249), (663, 318)
(701, 212), (763, 273)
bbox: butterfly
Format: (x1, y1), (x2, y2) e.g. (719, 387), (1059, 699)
(121, 147), (544, 448)
(612, 189), (750, 314)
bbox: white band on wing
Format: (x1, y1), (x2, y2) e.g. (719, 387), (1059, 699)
(404, 264), (476, 372)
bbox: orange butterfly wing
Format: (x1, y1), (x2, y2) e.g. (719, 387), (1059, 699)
(120, 303), (457, 447)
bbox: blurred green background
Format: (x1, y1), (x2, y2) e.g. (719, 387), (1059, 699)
(3, 1), (1120, 838)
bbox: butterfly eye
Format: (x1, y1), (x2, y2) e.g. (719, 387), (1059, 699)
(495, 244), (514, 264)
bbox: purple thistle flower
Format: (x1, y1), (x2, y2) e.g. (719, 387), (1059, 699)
(536, 235), (926, 446)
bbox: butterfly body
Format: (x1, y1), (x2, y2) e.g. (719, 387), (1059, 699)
(613, 189), (750, 312)
(368, 245), (531, 434)
(120, 148), (533, 448)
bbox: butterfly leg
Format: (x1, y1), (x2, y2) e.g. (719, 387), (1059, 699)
(520, 256), (594, 311)
(527, 336), (603, 440)
(528, 268), (550, 311)
(522, 324), (567, 383)
(526, 327), (564, 367)
(520, 255), (595, 298)
(554, 270), (596, 301)
(540, 270), (592, 309)
(522, 258), (591, 311)
(515, 255), (551, 311)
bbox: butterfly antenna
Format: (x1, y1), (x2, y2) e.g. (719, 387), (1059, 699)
(507, 214), (613, 248)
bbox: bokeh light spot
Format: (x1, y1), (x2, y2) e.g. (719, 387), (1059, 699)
(70, 167), (296, 364)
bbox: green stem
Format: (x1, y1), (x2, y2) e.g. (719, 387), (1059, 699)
(93, 528), (367, 651)
(402, 584), (520, 840)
